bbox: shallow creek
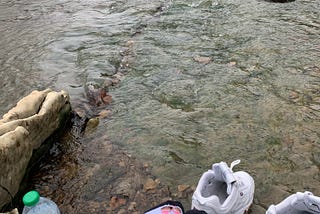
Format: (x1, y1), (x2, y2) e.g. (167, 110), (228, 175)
(0, 0), (319, 213)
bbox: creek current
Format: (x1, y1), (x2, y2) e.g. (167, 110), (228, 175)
(0, 0), (320, 213)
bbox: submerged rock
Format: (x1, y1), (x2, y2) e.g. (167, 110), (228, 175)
(0, 89), (71, 210)
(0, 208), (18, 214)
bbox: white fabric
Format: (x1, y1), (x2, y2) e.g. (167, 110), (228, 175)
(191, 160), (254, 214)
(266, 191), (320, 214)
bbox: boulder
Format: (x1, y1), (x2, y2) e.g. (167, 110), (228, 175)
(0, 89), (71, 210)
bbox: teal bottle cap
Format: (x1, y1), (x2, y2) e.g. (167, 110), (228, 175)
(23, 190), (40, 207)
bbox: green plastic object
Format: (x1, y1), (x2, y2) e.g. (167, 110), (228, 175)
(23, 191), (40, 207)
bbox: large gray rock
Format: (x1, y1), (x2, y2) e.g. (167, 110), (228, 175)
(0, 89), (71, 210)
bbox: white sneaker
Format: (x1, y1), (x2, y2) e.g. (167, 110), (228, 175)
(191, 160), (254, 214)
(266, 191), (320, 214)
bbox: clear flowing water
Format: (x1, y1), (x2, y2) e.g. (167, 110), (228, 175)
(0, 0), (319, 213)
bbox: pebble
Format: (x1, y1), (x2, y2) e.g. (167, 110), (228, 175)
(177, 184), (190, 192)
(144, 178), (157, 191)
(193, 56), (212, 64)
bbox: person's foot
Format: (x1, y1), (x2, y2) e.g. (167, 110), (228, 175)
(266, 191), (320, 214)
(191, 160), (254, 214)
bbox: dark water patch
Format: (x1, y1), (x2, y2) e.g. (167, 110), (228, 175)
(264, 0), (295, 2)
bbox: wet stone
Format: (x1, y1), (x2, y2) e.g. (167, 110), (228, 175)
(144, 178), (158, 191)
(193, 56), (212, 64)
(128, 202), (137, 211)
(84, 117), (99, 134)
(109, 196), (127, 210)
(227, 61), (237, 67)
(177, 184), (190, 192)
(98, 109), (110, 119)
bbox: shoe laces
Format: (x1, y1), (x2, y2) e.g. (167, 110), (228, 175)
(230, 159), (241, 171)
